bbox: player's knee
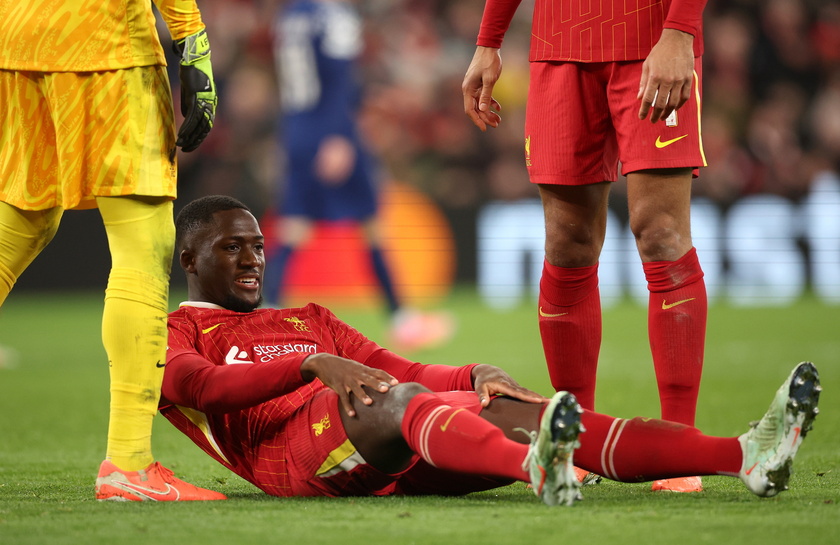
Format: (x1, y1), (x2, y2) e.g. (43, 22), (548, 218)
(381, 382), (431, 413)
(633, 226), (691, 262)
(361, 382), (432, 424)
(545, 233), (602, 267)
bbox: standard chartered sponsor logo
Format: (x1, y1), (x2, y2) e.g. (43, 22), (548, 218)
(252, 343), (317, 362)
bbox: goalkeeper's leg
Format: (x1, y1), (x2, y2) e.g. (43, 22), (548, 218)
(0, 202), (62, 306)
(94, 196), (225, 501)
(97, 196), (173, 471)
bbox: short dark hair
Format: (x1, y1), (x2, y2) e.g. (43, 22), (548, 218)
(175, 195), (252, 251)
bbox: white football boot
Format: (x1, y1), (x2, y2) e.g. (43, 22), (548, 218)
(739, 362), (821, 497)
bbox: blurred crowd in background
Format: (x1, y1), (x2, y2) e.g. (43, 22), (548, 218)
(159, 0), (840, 298)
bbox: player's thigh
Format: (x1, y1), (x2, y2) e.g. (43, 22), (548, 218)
(97, 196), (174, 273)
(626, 169), (694, 260)
(0, 202), (63, 277)
(608, 58), (706, 175)
(525, 62), (619, 185)
(282, 389), (399, 497)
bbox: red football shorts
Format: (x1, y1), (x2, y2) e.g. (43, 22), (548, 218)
(287, 389), (512, 497)
(524, 58), (706, 185)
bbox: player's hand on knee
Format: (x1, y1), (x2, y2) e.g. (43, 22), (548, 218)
(471, 364), (549, 407)
(301, 354), (398, 417)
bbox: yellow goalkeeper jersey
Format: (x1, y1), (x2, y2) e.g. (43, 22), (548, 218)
(0, 0), (205, 72)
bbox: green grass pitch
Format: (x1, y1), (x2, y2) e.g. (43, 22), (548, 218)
(0, 288), (837, 544)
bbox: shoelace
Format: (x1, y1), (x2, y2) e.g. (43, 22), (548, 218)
(513, 427), (538, 472)
(152, 462), (176, 481)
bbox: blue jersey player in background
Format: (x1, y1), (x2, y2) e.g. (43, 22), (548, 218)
(265, 0), (451, 352)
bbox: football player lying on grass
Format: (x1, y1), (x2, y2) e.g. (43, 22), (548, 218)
(153, 195), (821, 505)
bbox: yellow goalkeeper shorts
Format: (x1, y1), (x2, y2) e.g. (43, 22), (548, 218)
(0, 65), (177, 211)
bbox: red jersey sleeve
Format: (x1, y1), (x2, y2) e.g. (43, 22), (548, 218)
(664, 0), (707, 37)
(363, 349), (478, 392)
(476, 0), (523, 48)
(161, 351), (310, 413)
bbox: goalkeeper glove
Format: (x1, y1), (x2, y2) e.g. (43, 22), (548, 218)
(173, 29), (217, 152)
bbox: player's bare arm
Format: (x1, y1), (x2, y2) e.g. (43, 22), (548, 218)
(462, 46), (503, 131)
(637, 29), (696, 124)
(301, 353), (398, 417)
(471, 364), (548, 408)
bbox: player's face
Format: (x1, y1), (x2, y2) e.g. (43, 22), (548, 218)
(193, 208), (265, 312)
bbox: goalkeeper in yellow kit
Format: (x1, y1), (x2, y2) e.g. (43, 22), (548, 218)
(0, 0), (224, 501)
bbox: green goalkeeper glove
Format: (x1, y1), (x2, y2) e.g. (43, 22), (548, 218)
(173, 29), (217, 152)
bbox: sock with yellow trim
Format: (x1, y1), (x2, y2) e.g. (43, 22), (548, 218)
(401, 392), (528, 481)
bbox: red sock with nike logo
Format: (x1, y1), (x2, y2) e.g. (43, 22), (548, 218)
(400, 393), (529, 481)
(575, 410), (743, 480)
(643, 247), (707, 426)
(538, 260), (601, 409)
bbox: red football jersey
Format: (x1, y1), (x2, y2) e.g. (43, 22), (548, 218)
(477, 0), (705, 62)
(160, 302), (475, 495)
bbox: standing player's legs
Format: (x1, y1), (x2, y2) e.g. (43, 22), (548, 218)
(538, 183), (609, 410)
(611, 58), (707, 492)
(263, 214), (313, 306)
(361, 216), (400, 314)
(627, 170), (705, 427)
(360, 214), (454, 352)
(0, 204), (62, 305)
(610, 59), (707, 427)
(97, 196), (173, 471)
(46, 66), (220, 500)
(526, 62), (618, 411)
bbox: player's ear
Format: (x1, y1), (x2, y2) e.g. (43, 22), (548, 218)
(180, 249), (197, 274)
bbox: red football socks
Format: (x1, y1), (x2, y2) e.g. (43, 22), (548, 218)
(401, 393), (529, 481)
(643, 247), (707, 426)
(401, 393), (744, 484)
(538, 261), (601, 409)
(576, 410), (743, 480)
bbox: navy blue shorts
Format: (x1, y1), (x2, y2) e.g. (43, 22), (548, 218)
(280, 143), (379, 221)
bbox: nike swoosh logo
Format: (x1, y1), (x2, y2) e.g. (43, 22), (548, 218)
(661, 298), (696, 310)
(539, 307), (569, 318)
(655, 134), (688, 148)
(155, 360), (166, 368)
(116, 481), (180, 501)
(202, 323), (222, 334)
(744, 462), (759, 476)
(439, 408), (466, 432)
